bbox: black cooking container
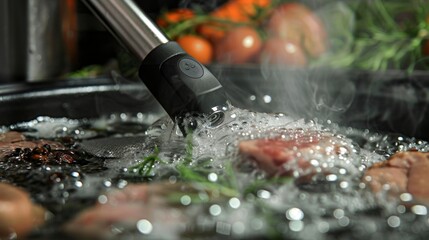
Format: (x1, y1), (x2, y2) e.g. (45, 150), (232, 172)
(210, 65), (429, 141)
(0, 67), (427, 140)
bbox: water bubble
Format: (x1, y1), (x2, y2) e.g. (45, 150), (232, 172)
(310, 159), (320, 167)
(75, 181), (83, 188)
(263, 95), (272, 103)
(209, 204), (222, 216)
(286, 208), (304, 221)
(169, 176), (177, 184)
(326, 174), (338, 182)
(208, 172), (218, 182)
(120, 113), (128, 120)
(333, 209), (345, 219)
(399, 193), (413, 202)
(338, 217), (350, 227)
(98, 195), (108, 204)
(117, 179), (128, 189)
(411, 205), (427, 215)
(62, 192), (70, 198)
(180, 195), (192, 206)
(103, 180), (112, 188)
(70, 172), (80, 178)
(137, 219), (153, 234)
(387, 216), (401, 228)
(339, 181), (349, 189)
(397, 205), (406, 214)
(289, 220), (304, 232)
(228, 197), (241, 209)
(257, 190), (271, 199)
(198, 192), (209, 202)
(249, 95), (256, 101)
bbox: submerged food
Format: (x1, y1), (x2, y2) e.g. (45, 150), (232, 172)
(1, 110), (429, 239)
(0, 131), (66, 160)
(64, 182), (227, 239)
(238, 128), (357, 177)
(363, 151), (429, 204)
(0, 183), (46, 239)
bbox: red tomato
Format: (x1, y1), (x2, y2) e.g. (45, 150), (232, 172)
(215, 26), (262, 64)
(259, 37), (307, 66)
(156, 9), (194, 29)
(197, 0), (271, 43)
(176, 35), (213, 64)
(267, 3), (327, 58)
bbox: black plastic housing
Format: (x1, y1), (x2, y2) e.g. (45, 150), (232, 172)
(138, 42), (228, 123)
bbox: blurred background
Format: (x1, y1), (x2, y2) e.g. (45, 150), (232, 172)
(2, 0), (429, 82)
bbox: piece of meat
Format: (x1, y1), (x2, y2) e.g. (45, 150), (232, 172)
(238, 129), (354, 177)
(0, 130), (78, 164)
(363, 167), (407, 194)
(0, 131), (26, 142)
(0, 183), (46, 238)
(63, 182), (211, 239)
(408, 156), (429, 201)
(0, 131), (66, 159)
(363, 151), (429, 204)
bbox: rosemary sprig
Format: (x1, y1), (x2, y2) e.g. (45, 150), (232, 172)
(319, 0), (429, 72)
(129, 146), (161, 176)
(176, 164), (239, 197)
(177, 131), (239, 197)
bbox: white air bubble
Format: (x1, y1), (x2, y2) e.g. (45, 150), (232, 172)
(208, 173), (218, 182)
(263, 95), (272, 103)
(229, 197), (241, 209)
(180, 195), (192, 206)
(75, 181), (83, 188)
(412, 205), (427, 215)
(98, 195), (108, 204)
(209, 204), (222, 216)
(286, 208), (304, 221)
(333, 209), (344, 219)
(137, 219), (153, 234)
(326, 174), (338, 182)
(399, 193), (413, 202)
(257, 190), (271, 199)
(387, 216), (401, 228)
(289, 220), (304, 232)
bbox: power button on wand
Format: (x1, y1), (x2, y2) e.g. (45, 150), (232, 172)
(179, 58), (204, 79)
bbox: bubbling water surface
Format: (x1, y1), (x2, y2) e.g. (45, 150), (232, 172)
(1, 108), (429, 239)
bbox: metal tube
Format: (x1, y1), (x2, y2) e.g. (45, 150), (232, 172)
(83, 0), (169, 60)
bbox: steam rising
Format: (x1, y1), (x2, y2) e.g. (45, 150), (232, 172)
(260, 66), (356, 122)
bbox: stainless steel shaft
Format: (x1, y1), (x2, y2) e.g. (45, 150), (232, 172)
(83, 0), (169, 60)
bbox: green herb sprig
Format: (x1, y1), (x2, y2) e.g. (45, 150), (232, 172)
(318, 0), (429, 72)
(129, 145), (162, 176)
